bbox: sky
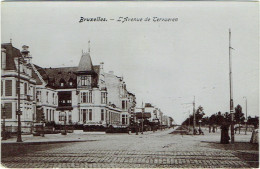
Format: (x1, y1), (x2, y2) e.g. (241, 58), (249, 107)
(1, 1), (259, 124)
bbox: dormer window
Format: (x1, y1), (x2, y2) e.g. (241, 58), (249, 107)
(81, 76), (90, 86)
(59, 79), (66, 87)
(68, 78), (74, 87)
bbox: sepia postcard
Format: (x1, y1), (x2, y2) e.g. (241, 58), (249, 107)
(1, 1), (259, 168)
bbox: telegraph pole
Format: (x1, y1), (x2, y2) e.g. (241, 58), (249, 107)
(229, 29), (235, 144)
(193, 96), (196, 135)
(17, 56), (22, 142)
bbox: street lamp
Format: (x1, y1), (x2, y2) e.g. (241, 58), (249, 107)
(243, 96), (248, 135)
(229, 29), (235, 144)
(17, 56), (22, 142)
(2, 105), (7, 140)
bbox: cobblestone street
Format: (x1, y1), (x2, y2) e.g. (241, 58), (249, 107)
(1, 128), (258, 168)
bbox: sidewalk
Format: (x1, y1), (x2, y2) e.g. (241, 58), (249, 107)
(1, 132), (99, 145)
(1, 128), (176, 145)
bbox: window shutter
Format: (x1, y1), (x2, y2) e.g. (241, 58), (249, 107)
(5, 80), (12, 96)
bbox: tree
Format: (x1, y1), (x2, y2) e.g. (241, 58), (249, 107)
(234, 104), (245, 134)
(195, 106), (205, 124)
(216, 111), (224, 126)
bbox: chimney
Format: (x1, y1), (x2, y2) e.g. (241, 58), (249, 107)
(100, 62), (104, 69)
(21, 45), (32, 63)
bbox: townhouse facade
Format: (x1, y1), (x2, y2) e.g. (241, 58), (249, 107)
(1, 43), (37, 132)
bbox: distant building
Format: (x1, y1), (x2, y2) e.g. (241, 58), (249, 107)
(105, 71), (136, 126)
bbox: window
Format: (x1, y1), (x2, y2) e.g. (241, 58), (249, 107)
(5, 80), (12, 96)
(46, 109), (48, 121)
(81, 76), (91, 86)
(59, 112), (64, 121)
(82, 92), (86, 103)
(122, 101), (125, 110)
(52, 93), (55, 104)
(81, 76), (87, 86)
(101, 92), (107, 104)
(101, 109), (104, 121)
(89, 109), (92, 121)
(46, 92), (49, 103)
(52, 110), (54, 122)
(24, 83), (27, 95)
(36, 91), (41, 102)
(60, 79), (65, 87)
(89, 92), (92, 103)
(49, 110), (52, 121)
(55, 96), (57, 105)
(68, 78), (73, 87)
(81, 91), (92, 103)
(122, 114), (126, 125)
(1, 50), (6, 69)
(2, 103), (12, 119)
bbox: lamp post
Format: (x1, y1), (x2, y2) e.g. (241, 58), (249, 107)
(243, 96), (247, 135)
(229, 29), (235, 144)
(17, 56), (22, 142)
(2, 105), (7, 140)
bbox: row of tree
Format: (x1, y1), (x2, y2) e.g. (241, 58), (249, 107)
(182, 104), (259, 132)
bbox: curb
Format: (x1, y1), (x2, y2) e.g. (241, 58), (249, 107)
(1, 140), (97, 146)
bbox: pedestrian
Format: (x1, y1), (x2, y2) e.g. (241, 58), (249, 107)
(209, 125), (211, 133)
(220, 122), (230, 144)
(212, 125), (215, 133)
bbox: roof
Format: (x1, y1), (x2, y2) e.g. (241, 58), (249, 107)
(33, 64), (100, 89)
(78, 52), (93, 72)
(145, 103), (154, 108)
(1, 43), (23, 70)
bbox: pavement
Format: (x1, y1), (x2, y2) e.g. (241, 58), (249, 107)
(1, 127), (258, 168)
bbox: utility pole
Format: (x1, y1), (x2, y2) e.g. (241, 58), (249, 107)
(182, 97), (196, 135)
(17, 56), (22, 142)
(243, 96), (247, 135)
(229, 29), (235, 144)
(193, 96), (196, 135)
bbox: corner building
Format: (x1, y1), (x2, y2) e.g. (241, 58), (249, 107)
(33, 51), (127, 127)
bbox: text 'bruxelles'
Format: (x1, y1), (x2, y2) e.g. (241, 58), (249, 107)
(79, 17), (179, 23)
